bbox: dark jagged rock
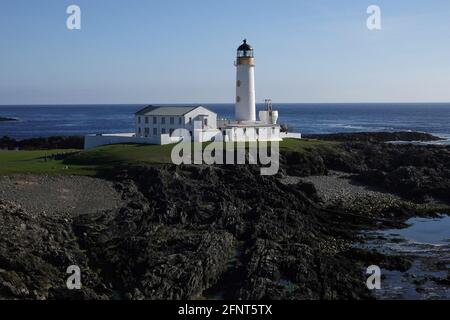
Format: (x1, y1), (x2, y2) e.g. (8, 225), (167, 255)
(0, 164), (379, 300)
(0, 200), (108, 300)
(281, 133), (450, 203)
(304, 131), (443, 143)
(280, 150), (328, 177)
(323, 142), (450, 203)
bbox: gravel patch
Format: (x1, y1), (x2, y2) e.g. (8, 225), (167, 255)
(281, 171), (401, 207)
(0, 174), (123, 216)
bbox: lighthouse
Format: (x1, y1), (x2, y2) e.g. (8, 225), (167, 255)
(235, 39), (256, 122)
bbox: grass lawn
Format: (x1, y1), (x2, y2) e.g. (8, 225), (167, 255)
(279, 138), (339, 154)
(0, 149), (95, 175)
(0, 139), (337, 176)
(66, 143), (175, 166)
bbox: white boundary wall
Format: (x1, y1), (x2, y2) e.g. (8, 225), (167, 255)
(280, 132), (302, 139)
(85, 131), (302, 150)
(84, 133), (182, 149)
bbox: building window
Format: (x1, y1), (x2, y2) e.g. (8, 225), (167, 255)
(137, 116), (141, 124)
(236, 96), (241, 103)
(153, 128), (157, 135)
(138, 127), (141, 134)
(145, 117), (149, 124)
(153, 117), (157, 124)
(237, 80), (241, 87)
(189, 117), (192, 125)
(162, 128), (166, 134)
(170, 117), (174, 125)
(204, 118), (208, 126)
(161, 117), (166, 124)
(144, 128), (149, 137)
(179, 117), (182, 125)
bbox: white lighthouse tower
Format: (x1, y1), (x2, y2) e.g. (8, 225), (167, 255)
(235, 39), (256, 123)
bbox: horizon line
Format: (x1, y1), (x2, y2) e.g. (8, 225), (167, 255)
(1, 101), (450, 107)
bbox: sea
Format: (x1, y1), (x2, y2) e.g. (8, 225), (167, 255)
(1, 103), (450, 143)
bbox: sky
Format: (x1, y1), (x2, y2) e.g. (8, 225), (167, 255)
(1, 0), (450, 105)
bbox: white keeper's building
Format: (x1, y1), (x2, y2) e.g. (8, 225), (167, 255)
(84, 40), (301, 149)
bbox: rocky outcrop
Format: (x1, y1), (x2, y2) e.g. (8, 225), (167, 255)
(300, 133), (450, 203)
(0, 164), (377, 300)
(304, 131), (443, 143)
(0, 200), (107, 300)
(0, 136), (84, 150)
(333, 143), (450, 203)
(1, 132), (449, 300)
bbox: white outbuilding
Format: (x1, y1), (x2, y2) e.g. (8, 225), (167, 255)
(135, 105), (217, 139)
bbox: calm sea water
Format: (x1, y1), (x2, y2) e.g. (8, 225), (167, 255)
(1, 103), (450, 141)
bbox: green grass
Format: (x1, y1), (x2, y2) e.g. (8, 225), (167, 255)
(66, 143), (175, 166)
(0, 139), (337, 176)
(0, 149), (96, 175)
(279, 138), (339, 154)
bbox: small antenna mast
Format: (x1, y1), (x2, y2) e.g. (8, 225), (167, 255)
(265, 99), (273, 113)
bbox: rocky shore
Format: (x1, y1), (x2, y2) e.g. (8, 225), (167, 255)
(0, 136), (84, 150)
(303, 131), (444, 143)
(0, 132), (449, 300)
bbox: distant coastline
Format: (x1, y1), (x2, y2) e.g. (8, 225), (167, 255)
(0, 116), (17, 122)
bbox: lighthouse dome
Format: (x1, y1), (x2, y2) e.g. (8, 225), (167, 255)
(237, 39), (254, 57)
(237, 39), (253, 51)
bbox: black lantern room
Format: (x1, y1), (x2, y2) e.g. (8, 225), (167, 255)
(237, 39), (254, 58)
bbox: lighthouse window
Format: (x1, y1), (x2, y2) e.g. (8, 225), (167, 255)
(237, 80), (241, 87)
(236, 96), (241, 103)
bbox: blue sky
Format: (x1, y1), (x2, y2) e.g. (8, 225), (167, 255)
(1, 0), (450, 104)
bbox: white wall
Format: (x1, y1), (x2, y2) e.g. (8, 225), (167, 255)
(184, 107), (217, 132)
(135, 115), (185, 138)
(135, 107), (217, 139)
(225, 126), (281, 142)
(84, 133), (180, 149)
(281, 132), (302, 140)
